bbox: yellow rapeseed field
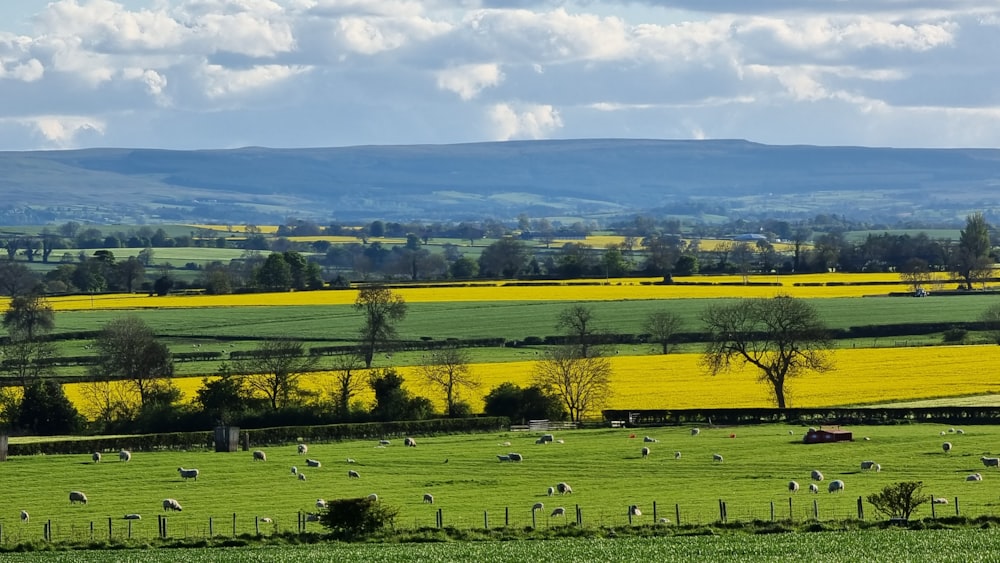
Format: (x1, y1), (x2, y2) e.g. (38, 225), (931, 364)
(61, 345), (1000, 418)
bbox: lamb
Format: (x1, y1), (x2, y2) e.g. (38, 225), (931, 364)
(691, 428), (700, 436)
(956, 429), (965, 435)
(508, 453), (523, 462)
(712, 453), (724, 463)
(20, 510), (28, 523)
(811, 470), (824, 481)
(69, 491), (88, 505)
(532, 502), (544, 512)
(306, 459), (322, 468)
(162, 498), (183, 512)
(346, 458), (356, 464)
(177, 467), (200, 481)
(932, 498), (949, 505)
(316, 499), (327, 509)
(628, 505), (642, 516)
(535, 438), (546, 445)
(297, 444), (308, 454)
(788, 480), (800, 493)
(674, 451), (681, 459)
(641, 447), (650, 459)
(423, 493), (434, 504)
(497, 455), (511, 462)
(809, 484), (819, 494)
(547, 486), (555, 496)
(643, 436), (657, 443)
(260, 517), (273, 523)
(291, 466), (298, 475)
(298, 473), (307, 481)
(658, 517), (670, 524)
(252, 450), (267, 462)
(404, 437), (417, 447)
(828, 480), (845, 493)
(943, 442), (953, 453)
(124, 514), (141, 520)
(860, 460), (877, 471)
(981, 456), (1000, 468)
(551, 507), (566, 517)
(556, 482), (573, 494)
(119, 449), (132, 462)
(367, 493), (378, 501)
(378, 439), (391, 446)
(874, 463), (881, 472)
(967, 473), (983, 482)
(348, 469), (361, 479)
(92, 452), (101, 463)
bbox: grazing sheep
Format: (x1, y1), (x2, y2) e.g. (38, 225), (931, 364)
(92, 452), (101, 463)
(943, 442), (953, 453)
(788, 430), (794, 435)
(162, 498), (183, 512)
(809, 484), (819, 494)
(629, 505), (642, 516)
(367, 493), (378, 501)
(541, 434), (554, 443)
(932, 498), (949, 505)
(967, 473), (983, 482)
(811, 470), (824, 481)
(551, 507), (566, 517)
(957, 429), (965, 435)
(69, 491), (88, 505)
(674, 451), (681, 459)
(118, 450), (132, 462)
(949, 428), (956, 433)
(348, 470), (361, 479)
(123, 514), (141, 520)
(316, 499), (327, 509)
(508, 452), (523, 462)
(252, 450), (266, 462)
(860, 461), (877, 471)
(940, 431), (947, 436)
(828, 480), (845, 493)
(404, 437), (417, 447)
(982, 457), (1000, 468)
(423, 493), (434, 504)
(532, 502), (544, 512)
(305, 513), (320, 522)
(643, 436), (657, 443)
(497, 454), (511, 462)
(291, 466), (298, 475)
(691, 428), (700, 436)
(788, 481), (800, 493)
(20, 510), (28, 523)
(306, 459), (322, 468)
(712, 453), (724, 463)
(297, 444), (308, 454)
(298, 473), (307, 481)
(556, 482), (573, 494)
(379, 440), (391, 446)
(641, 447), (650, 458)
(547, 486), (555, 496)
(535, 438), (546, 445)
(874, 463), (881, 472)
(177, 467), (199, 481)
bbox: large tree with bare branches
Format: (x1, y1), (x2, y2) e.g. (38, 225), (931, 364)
(237, 339), (317, 410)
(354, 284), (407, 368)
(532, 347), (612, 423)
(418, 347), (479, 417)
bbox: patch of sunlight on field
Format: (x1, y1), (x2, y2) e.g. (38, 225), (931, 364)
(186, 224), (279, 234)
(61, 345), (1000, 419)
(694, 238), (798, 253)
(286, 235), (408, 244)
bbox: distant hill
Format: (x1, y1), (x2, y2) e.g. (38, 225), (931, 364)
(1, 139), (999, 225)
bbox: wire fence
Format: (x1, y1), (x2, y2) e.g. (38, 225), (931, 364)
(0, 496), (992, 544)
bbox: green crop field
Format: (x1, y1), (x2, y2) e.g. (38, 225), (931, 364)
(0, 425), (997, 546)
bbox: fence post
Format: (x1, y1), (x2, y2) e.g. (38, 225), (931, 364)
(789, 497), (793, 520)
(931, 501), (936, 519)
(255, 516), (260, 536)
(437, 508), (443, 529)
(0, 433), (7, 462)
(90, 521), (94, 541)
(532, 510), (536, 529)
(232, 513), (237, 536)
(955, 497), (960, 516)
(813, 499), (818, 520)
(484, 511), (489, 530)
(108, 517), (113, 540)
(718, 499), (724, 522)
(653, 501), (657, 522)
(576, 505), (582, 527)
(628, 507), (633, 526)
(857, 496), (864, 520)
(128, 520), (132, 539)
(209, 517), (214, 536)
(505, 507), (509, 528)
(675, 504), (680, 526)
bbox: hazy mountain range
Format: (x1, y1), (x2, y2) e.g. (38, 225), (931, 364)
(1, 139), (998, 225)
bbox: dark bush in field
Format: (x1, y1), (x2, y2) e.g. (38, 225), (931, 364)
(319, 497), (399, 539)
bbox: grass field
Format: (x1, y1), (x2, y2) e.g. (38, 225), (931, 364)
(6, 531), (1000, 562)
(1, 425), (998, 545)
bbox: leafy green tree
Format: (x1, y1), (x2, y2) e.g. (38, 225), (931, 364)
(955, 212), (992, 289)
(449, 256), (479, 279)
(368, 368), (433, 421)
(483, 382), (564, 423)
(701, 296), (832, 409)
(328, 352), (366, 418)
(355, 284), (407, 368)
(2, 293), (56, 384)
(117, 256), (146, 293)
(196, 364), (258, 423)
(90, 316), (174, 407)
(478, 238), (530, 278)
(256, 252), (292, 291)
(867, 481), (930, 520)
(16, 379), (82, 435)
(674, 254), (699, 276)
(0, 261), (38, 297)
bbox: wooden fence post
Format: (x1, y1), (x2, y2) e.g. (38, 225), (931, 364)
(576, 505), (582, 527)
(627, 506), (633, 526)
(108, 517), (113, 540)
(931, 501), (936, 519)
(789, 497), (793, 520)
(484, 511), (489, 530)
(209, 517), (214, 536)
(653, 501), (657, 522)
(770, 501), (775, 522)
(505, 507), (509, 528)
(232, 513), (237, 536)
(0, 433), (8, 462)
(857, 496), (864, 520)
(955, 497), (960, 516)
(675, 504), (681, 526)
(813, 499), (818, 520)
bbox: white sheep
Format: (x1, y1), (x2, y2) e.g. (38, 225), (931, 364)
(298, 473), (307, 481)
(788, 480), (800, 493)
(367, 493), (378, 501)
(556, 482), (573, 494)
(162, 498), (183, 512)
(811, 470), (824, 481)
(124, 514), (141, 520)
(547, 486), (555, 496)
(949, 428), (956, 433)
(788, 430), (794, 435)
(316, 499), (327, 509)
(981, 456), (1000, 468)
(423, 493), (434, 504)
(346, 458), (356, 464)
(874, 463), (881, 472)
(501, 441), (511, 447)
(291, 466), (298, 475)
(404, 437), (417, 447)
(297, 444), (308, 454)
(379, 440), (391, 446)
(628, 505), (641, 516)
(260, 517), (273, 523)
(674, 451), (681, 459)
(92, 452), (101, 463)
(863, 436), (871, 441)
(691, 428), (700, 436)
(828, 480), (845, 493)
(643, 436), (657, 443)
(348, 469), (360, 479)
(932, 498), (949, 504)
(712, 453), (723, 463)
(809, 484), (819, 494)
(69, 491), (88, 505)
(551, 507), (566, 517)
(967, 473), (983, 482)
(252, 450), (266, 462)
(118, 450), (132, 462)
(940, 431), (947, 436)
(20, 510), (28, 523)
(177, 467), (199, 481)
(943, 442), (953, 453)
(306, 459), (322, 468)
(532, 502), (544, 512)
(658, 517), (670, 524)
(860, 460), (877, 471)
(641, 447), (650, 458)
(956, 429), (965, 435)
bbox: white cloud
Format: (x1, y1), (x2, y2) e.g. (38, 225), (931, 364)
(489, 102), (562, 140)
(201, 63), (311, 99)
(19, 115), (106, 146)
(436, 63), (503, 100)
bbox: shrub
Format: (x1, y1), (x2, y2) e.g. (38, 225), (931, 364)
(867, 481), (930, 520)
(319, 497), (399, 539)
(942, 328), (968, 343)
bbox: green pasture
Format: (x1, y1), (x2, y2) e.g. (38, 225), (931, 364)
(6, 531), (1000, 563)
(1, 425), (998, 544)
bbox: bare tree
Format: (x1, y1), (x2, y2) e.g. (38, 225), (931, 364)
(701, 297), (832, 409)
(899, 258), (933, 294)
(329, 351), (367, 417)
(643, 310), (684, 354)
(556, 304), (600, 357)
(78, 378), (138, 425)
(418, 347), (479, 417)
(355, 284), (407, 368)
(90, 316), (174, 407)
(236, 339), (317, 410)
(532, 347), (612, 423)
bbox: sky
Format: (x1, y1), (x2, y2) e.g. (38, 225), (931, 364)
(1, 0), (999, 151)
